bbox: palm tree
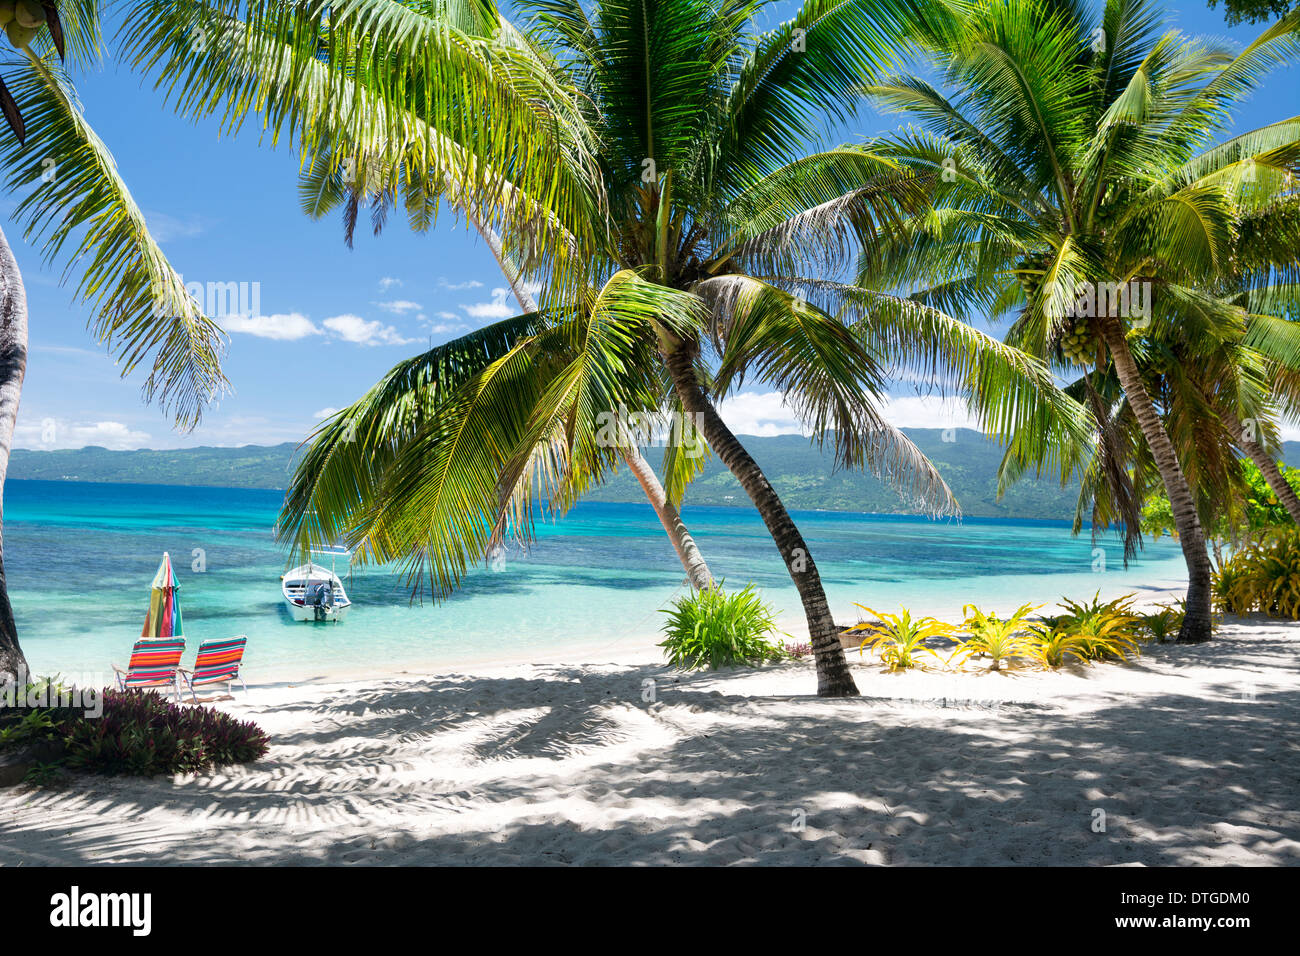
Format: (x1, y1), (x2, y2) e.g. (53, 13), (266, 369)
(125, 0), (1084, 696)
(0, 4), (227, 683)
(316, 160), (717, 590)
(856, 0), (1300, 642)
(1068, 186), (1300, 541)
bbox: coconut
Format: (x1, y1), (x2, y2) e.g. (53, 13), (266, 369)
(6, 19), (37, 48)
(14, 0), (43, 29)
(0, 1), (16, 28)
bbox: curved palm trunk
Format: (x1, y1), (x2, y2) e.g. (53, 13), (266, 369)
(0, 225), (28, 685)
(1099, 317), (1213, 642)
(662, 343), (858, 696)
(465, 203), (715, 589)
(1222, 409), (1300, 526)
(622, 447), (713, 589)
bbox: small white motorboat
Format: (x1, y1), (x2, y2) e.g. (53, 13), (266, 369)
(282, 548), (352, 622)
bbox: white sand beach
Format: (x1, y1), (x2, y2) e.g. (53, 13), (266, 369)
(2, 599), (1297, 867)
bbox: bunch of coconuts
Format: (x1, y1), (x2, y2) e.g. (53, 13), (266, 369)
(0, 0), (46, 50)
(1059, 320), (1098, 367)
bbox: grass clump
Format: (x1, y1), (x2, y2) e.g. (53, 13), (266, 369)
(658, 584), (783, 670)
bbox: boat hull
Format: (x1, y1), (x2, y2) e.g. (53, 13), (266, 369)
(282, 562), (352, 623)
(284, 601), (350, 623)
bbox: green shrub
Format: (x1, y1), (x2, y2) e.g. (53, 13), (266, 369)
(1212, 560), (1254, 615)
(1, 685), (269, 777)
(658, 584), (783, 670)
(1215, 530), (1300, 619)
(1138, 603), (1183, 643)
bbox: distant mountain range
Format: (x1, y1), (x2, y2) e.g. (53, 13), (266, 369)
(12, 430), (1296, 521)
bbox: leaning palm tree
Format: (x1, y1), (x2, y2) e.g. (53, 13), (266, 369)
(856, 0), (1300, 641)
(312, 159), (717, 590)
(125, 0), (1086, 696)
(1061, 187), (1300, 541)
(1065, 332), (1280, 561)
(0, 3), (227, 683)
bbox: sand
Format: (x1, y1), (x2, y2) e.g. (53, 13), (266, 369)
(1, 607), (1297, 866)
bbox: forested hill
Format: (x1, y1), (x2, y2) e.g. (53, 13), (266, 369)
(14, 430), (1294, 520)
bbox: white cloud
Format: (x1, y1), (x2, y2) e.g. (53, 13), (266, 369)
(313, 407), (341, 420)
(378, 277), (403, 292)
(374, 299), (422, 315)
(877, 394), (982, 431)
(224, 312), (323, 341)
(144, 210), (204, 243)
(435, 311), (460, 321)
(715, 392), (809, 437)
(439, 277), (484, 291)
(322, 313), (415, 346)
(14, 419), (152, 451)
(461, 287), (514, 320)
(715, 390), (982, 438)
(426, 323), (467, 335)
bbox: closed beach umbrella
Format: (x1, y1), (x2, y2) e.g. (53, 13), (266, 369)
(142, 552), (184, 640)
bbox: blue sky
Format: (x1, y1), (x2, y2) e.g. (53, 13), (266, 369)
(7, 1), (1297, 451)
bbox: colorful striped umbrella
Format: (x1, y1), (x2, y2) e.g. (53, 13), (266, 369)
(141, 552), (185, 640)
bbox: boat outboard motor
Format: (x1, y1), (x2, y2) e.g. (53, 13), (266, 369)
(305, 580), (335, 621)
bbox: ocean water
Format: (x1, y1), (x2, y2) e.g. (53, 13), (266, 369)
(5, 479), (1189, 683)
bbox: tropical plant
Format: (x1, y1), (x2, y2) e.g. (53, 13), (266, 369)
(129, 0), (1089, 697)
(1138, 603), (1183, 643)
(658, 583), (782, 671)
(950, 602), (1040, 670)
(1051, 593), (1143, 662)
(1, 685), (269, 776)
(1214, 528), (1300, 619)
(309, 143), (718, 591)
(1022, 623), (1092, 668)
(0, 2), (227, 684)
(857, 0), (1300, 643)
(781, 640), (814, 660)
(62, 689), (268, 776)
(1141, 460), (1300, 547)
(849, 605), (955, 671)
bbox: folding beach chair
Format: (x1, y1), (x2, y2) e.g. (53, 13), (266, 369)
(112, 638), (186, 701)
(179, 636), (249, 703)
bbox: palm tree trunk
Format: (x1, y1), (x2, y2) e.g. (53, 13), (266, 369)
(0, 225), (28, 685)
(1222, 409), (1300, 525)
(662, 342), (858, 697)
(1098, 316), (1213, 642)
(464, 203), (716, 590)
(622, 447), (713, 589)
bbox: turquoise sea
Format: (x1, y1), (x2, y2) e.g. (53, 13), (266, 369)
(6, 479), (1189, 683)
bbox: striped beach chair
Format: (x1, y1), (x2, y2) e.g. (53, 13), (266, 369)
(179, 636), (248, 703)
(112, 639), (186, 701)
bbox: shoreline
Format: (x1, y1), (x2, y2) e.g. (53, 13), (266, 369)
(234, 579), (1190, 688)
